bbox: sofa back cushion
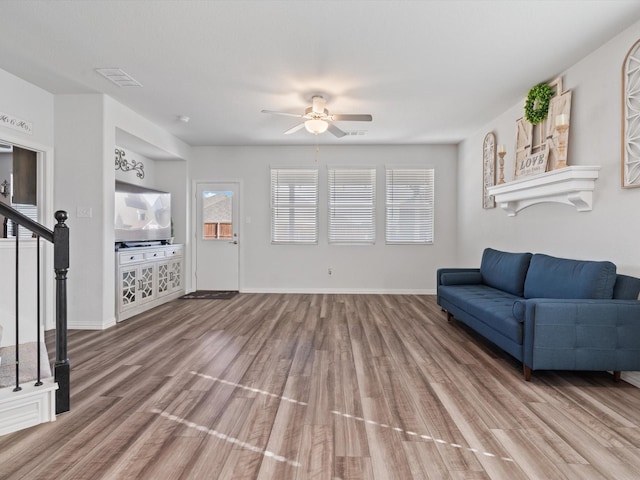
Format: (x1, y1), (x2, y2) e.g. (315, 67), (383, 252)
(524, 254), (617, 299)
(613, 274), (640, 300)
(480, 248), (532, 297)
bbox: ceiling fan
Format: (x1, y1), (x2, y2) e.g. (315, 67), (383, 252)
(261, 95), (372, 137)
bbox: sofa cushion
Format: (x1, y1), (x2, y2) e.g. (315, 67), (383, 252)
(480, 248), (532, 297)
(524, 254), (617, 300)
(438, 284), (523, 344)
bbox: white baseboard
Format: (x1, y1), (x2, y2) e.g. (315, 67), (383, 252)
(240, 288), (437, 295)
(0, 379), (57, 436)
(68, 317), (116, 330)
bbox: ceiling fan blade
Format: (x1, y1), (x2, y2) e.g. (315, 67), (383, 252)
(327, 123), (347, 138)
(328, 114), (373, 122)
(261, 109), (304, 118)
(284, 123), (306, 135)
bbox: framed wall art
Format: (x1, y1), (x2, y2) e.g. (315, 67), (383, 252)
(482, 132), (496, 208)
(515, 77), (572, 179)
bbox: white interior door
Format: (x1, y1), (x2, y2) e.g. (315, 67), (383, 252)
(195, 182), (239, 291)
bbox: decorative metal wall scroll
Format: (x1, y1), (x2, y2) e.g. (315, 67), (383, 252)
(115, 148), (145, 179)
(622, 39), (640, 188)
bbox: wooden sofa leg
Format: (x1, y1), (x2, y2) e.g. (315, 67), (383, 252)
(446, 311), (453, 322)
(523, 365), (532, 381)
(613, 371), (621, 382)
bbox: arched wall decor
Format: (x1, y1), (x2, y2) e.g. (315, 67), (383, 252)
(482, 132), (496, 208)
(622, 39), (640, 188)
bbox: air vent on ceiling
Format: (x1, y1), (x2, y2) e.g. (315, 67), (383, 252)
(95, 68), (143, 87)
(346, 131), (367, 136)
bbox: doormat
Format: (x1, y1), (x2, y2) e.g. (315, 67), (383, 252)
(180, 290), (239, 300)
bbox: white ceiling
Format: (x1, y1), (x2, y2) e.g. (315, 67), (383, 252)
(1, 0), (639, 151)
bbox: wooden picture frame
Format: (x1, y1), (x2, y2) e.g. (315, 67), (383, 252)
(482, 132), (496, 208)
(515, 77), (571, 178)
(622, 38), (640, 188)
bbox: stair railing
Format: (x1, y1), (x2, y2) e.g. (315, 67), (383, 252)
(0, 204), (69, 415)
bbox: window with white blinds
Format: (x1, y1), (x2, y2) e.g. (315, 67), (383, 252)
(328, 167), (376, 244)
(7, 204), (39, 239)
(385, 168), (434, 244)
(270, 168), (318, 244)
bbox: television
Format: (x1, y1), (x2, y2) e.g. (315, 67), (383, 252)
(114, 181), (171, 244)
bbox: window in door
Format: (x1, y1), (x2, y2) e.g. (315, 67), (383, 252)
(202, 190), (233, 240)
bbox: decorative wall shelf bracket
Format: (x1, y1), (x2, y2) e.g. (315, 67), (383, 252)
(486, 166), (600, 216)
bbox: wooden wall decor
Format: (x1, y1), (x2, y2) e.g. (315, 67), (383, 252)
(482, 132), (496, 208)
(622, 39), (640, 188)
(515, 77), (572, 179)
(514, 118), (533, 179)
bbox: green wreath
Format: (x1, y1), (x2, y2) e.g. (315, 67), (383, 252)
(524, 83), (553, 125)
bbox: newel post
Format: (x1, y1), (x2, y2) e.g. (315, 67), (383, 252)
(53, 210), (70, 414)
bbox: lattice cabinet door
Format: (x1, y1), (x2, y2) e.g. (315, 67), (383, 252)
(139, 264), (156, 304)
(118, 263), (157, 311)
(119, 265), (139, 311)
(169, 259), (183, 292)
(157, 261), (170, 297)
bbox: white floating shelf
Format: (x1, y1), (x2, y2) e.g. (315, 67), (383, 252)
(487, 166), (600, 216)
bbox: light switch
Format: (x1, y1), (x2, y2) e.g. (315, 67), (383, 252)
(77, 206), (92, 218)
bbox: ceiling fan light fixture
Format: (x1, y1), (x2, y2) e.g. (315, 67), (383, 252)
(311, 95), (326, 114)
(305, 119), (328, 135)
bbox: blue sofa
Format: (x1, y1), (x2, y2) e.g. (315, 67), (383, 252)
(437, 248), (640, 381)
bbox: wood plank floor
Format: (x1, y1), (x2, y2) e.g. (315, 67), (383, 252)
(2, 293), (640, 479)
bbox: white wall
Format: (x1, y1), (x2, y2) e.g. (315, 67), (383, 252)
(0, 243), (40, 347)
(190, 145), (458, 293)
(0, 68), (56, 333)
(54, 94), (190, 329)
(155, 160), (190, 291)
(457, 19), (640, 277)
(55, 94), (110, 329)
(0, 69), (54, 148)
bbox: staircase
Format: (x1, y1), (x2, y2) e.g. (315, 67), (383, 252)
(0, 205), (69, 435)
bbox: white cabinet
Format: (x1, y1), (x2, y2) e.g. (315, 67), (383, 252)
(116, 245), (184, 322)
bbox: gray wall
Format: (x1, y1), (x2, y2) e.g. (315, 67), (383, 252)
(190, 144), (458, 293)
(457, 19), (640, 277)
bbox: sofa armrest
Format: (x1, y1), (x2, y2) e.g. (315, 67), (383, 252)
(519, 298), (640, 372)
(437, 268), (481, 287)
